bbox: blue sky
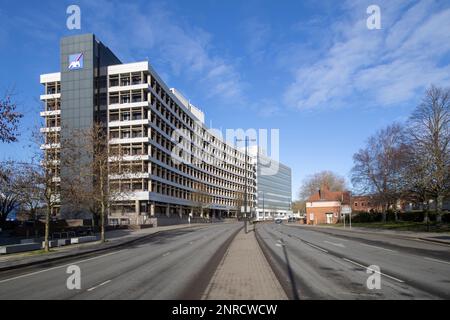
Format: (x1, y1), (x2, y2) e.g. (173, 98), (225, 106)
(1, 0), (450, 199)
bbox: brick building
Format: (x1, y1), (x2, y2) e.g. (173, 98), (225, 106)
(306, 186), (350, 225)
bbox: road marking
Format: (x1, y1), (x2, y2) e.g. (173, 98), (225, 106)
(360, 243), (396, 253)
(87, 280), (112, 292)
(304, 242), (328, 253)
(343, 258), (404, 283)
(324, 240), (345, 248)
(424, 257), (450, 265)
(0, 250), (124, 284)
(162, 252), (171, 257)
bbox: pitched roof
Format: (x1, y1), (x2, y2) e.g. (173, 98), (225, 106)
(307, 186), (350, 204)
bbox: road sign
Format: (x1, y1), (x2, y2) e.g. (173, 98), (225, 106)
(341, 205), (352, 215)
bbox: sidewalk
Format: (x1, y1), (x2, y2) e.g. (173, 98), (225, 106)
(293, 224), (450, 245)
(202, 225), (287, 300)
(0, 223), (205, 272)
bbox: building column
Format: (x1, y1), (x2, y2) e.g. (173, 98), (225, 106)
(150, 203), (155, 217)
(135, 200), (140, 225)
(179, 206), (183, 219)
(200, 207), (204, 218)
(166, 205), (170, 218)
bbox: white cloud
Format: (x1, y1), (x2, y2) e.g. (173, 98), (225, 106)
(283, 0), (450, 111)
(80, 0), (245, 104)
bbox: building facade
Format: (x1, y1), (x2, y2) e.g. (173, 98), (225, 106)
(306, 187), (350, 224)
(250, 148), (292, 221)
(40, 34), (256, 225)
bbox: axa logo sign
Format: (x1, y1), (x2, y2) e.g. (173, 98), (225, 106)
(68, 53), (84, 70)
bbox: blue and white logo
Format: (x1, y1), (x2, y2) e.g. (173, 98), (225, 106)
(68, 53), (84, 70)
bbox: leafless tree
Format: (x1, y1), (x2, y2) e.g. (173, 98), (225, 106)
(0, 161), (21, 228)
(298, 170), (347, 200)
(351, 123), (409, 221)
(61, 123), (125, 242)
(191, 181), (213, 218)
(0, 91), (23, 143)
(406, 86), (450, 222)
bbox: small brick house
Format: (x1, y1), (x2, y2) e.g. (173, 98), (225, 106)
(306, 186), (350, 225)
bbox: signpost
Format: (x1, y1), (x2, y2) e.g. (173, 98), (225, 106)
(341, 205), (352, 229)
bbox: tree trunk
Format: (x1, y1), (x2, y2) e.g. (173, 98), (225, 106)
(100, 203), (105, 243)
(436, 196), (443, 223)
(44, 207), (50, 252)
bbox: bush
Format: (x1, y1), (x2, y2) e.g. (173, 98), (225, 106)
(352, 211), (382, 223)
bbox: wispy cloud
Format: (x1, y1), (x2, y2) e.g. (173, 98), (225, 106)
(80, 0), (245, 104)
(283, 0), (450, 111)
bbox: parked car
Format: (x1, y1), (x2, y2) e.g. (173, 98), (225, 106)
(288, 217), (297, 223)
(275, 219), (283, 224)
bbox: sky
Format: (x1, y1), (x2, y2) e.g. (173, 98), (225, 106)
(1, 0), (450, 200)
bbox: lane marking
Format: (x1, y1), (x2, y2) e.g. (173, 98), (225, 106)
(424, 257), (450, 265)
(343, 258), (405, 283)
(87, 279), (112, 292)
(324, 240), (345, 248)
(360, 243), (396, 253)
(0, 250), (124, 284)
(304, 242), (329, 253)
(162, 252), (171, 257)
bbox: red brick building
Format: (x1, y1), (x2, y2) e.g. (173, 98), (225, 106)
(351, 195), (381, 213)
(306, 187), (350, 225)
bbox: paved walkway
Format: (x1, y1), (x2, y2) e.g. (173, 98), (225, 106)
(202, 225), (287, 300)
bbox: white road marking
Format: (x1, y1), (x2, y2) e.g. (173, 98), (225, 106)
(343, 258), (405, 283)
(360, 243), (396, 253)
(87, 280), (112, 292)
(305, 242), (329, 253)
(0, 250), (124, 284)
(424, 257), (450, 265)
(162, 252), (171, 257)
(324, 240), (345, 248)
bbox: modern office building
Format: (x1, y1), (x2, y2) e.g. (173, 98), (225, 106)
(249, 147), (292, 221)
(40, 34), (256, 225)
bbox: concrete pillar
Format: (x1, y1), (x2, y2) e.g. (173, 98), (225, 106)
(166, 205), (170, 218)
(179, 206), (183, 219)
(200, 207), (204, 218)
(150, 204), (155, 217)
(135, 200), (140, 225)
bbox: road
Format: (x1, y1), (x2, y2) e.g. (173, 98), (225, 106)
(256, 223), (450, 300)
(0, 222), (242, 300)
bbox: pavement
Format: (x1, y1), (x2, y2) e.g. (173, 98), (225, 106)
(202, 224), (287, 300)
(0, 223), (209, 272)
(256, 222), (450, 299)
(0, 222), (242, 300)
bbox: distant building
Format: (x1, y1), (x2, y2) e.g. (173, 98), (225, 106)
(351, 195), (380, 213)
(306, 186), (350, 224)
(249, 147), (292, 221)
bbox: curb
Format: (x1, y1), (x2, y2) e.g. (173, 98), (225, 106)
(0, 224), (201, 273)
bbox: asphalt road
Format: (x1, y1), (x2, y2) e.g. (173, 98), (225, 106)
(0, 222), (242, 300)
(256, 223), (450, 300)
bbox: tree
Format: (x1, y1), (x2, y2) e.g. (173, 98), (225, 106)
(406, 86), (450, 222)
(192, 181), (213, 219)
(298, 170), (347, 200)
(0, 91), (23, 143)
(0, 161), (21, 228)
(351, 123), (409, 221)
(61, 123), (125, 242)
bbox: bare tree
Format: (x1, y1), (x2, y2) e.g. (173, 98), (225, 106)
(61, 123), (125, 242)
(351, 123), (409, 221)
(299, 170), (347, 200)
(406, 86), (450, 222)
(0, 91), (23, 143)
(191, 181), (213, 219)
(0, 161), (21, 228)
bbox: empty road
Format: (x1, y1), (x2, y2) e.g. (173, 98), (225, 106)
(257, 223), (450, 300)
(0, 223), (241, 300)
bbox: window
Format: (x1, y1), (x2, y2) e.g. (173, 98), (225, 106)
(354, 202), (358, 207)
(109, 75), (119, 87)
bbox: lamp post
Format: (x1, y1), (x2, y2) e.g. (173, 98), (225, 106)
(236, 136), (256, 233)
